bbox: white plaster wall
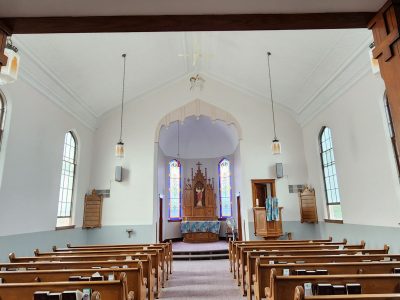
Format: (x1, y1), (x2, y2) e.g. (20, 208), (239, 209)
(303, 72), (400, 227)
(90, 75), (308, 240)
(0, 80), (94, 236)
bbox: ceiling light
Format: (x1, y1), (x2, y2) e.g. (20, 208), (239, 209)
(267, 52), (281, 155)
(116, 53), (127, 158)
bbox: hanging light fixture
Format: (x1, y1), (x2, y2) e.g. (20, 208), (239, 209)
(0, 38), (20, 85)
(267, 52), (281, 155)
(115, 53), (127, 158)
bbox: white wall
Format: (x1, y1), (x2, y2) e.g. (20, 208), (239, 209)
(90, 75), (308, 240)
(303, 71), (400, 227)
(0, 80), (94, 236)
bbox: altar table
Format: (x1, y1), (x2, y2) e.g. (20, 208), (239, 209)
(180, 221), (221, 243)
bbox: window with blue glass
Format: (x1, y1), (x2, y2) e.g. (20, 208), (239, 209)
(320, 127), (342, 220)
(219, 158), (232, 218)
(57, 131), (77, 227)
(0, 93), (5, 149)
(169, 159), (181, 220)
(384, 94), (400, 178)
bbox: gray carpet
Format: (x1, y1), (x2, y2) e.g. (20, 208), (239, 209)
(161, 259), (244, 299)
(172, 241), (228, 252)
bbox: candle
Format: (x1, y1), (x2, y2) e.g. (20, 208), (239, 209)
(256, 198), (259, 207)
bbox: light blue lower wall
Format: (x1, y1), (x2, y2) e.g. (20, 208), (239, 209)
(0, 228), (87, 261)
(249, 221), (400, 253)
(86, 225), (156, 244)
(2, 222), (399, 262)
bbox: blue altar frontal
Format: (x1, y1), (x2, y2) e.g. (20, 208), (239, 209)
(180, 221), (221, 235)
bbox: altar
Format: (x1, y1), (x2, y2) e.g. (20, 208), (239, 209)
(181, 162), (220, 243)
(180, 221), (221, 243)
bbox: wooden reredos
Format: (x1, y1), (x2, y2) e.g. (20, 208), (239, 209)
(182, 162), (217, 221)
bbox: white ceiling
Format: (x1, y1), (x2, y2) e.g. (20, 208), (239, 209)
(14, 29), (372, 123)
(0, 0), (386, 17)
(159, 116), (239, 159)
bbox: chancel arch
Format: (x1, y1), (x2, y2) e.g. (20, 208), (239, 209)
(156, 101), (241, 243)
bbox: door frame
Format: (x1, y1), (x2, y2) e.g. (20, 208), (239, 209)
(158, 196), (163, 243)
(236, 195), (243, 241)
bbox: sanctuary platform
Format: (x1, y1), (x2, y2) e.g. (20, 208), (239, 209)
(172, 241), (229, 261)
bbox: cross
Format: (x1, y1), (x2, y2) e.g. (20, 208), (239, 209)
(196, 162), (202, 169)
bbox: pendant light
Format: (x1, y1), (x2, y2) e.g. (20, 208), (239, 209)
(115, 53), (127, 158)
(267, 52), (281, 155)
(0, 38), (20, 85)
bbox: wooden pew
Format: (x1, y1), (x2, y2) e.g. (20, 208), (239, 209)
(9, 252), (163, 298)
(266, 269), (400, 300)
(229, 237), (339, 274)
(237, 242), (369, 292)
(36, 246), (168, 283)
(254, 259), (400, 300)
(57, 242), (173, 276)
(0, 272), (133, 300)
(0, 259), (155, 300)
(235, 241), (365, 278)
(293, 286), (400, 300)
(0, 267), (145, 300)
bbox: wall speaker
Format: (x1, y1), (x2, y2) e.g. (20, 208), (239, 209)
(115, 166), (123, 182)
(276, 163), (283, 179)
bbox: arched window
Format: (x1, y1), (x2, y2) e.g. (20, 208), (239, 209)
(57, 131), (77, 226)
(0, 93), (5, 148)
(219, 158), (232, 218)
(319, 127), (342, 220)
(384, 94), (400, 177)
(168, 159), (181, 220)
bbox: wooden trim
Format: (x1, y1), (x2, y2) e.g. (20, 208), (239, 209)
(55, 225), (76, 231)
(0, 13), (374, 34)
(168, 218), (182, 223)
(0, 30), (8, 67)
(324, 219), (344, 224)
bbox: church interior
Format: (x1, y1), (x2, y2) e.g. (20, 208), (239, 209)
(2, 0), (400, 299)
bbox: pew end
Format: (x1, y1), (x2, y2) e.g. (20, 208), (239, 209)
(360, 240), (366, 248)
(8, 252), (15, 262)
(293, 286), (305, 300)
(92, 291), (101, 300)
(34, 248), (39, 256)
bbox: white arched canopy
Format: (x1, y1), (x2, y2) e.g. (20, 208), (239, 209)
(155, 99), (243, 142)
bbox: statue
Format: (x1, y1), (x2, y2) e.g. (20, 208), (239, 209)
(195, 185), (205, 207)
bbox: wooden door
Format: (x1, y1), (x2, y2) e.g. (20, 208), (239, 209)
(158, 196), (163, 243)
(236, 195), (243, 241)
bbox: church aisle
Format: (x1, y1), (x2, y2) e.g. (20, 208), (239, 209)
(161, 259), (243, 299)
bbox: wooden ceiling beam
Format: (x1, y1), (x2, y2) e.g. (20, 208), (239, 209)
(0, 13), (375, 34)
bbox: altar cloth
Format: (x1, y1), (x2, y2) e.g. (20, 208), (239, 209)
(180, 221), (221, 235)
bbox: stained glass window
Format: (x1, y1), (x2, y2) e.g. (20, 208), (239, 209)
(169, 159), (181, 220)
(57, 132), (77, 220)
(0, 94), (5, 148)
(219, 159), (232, 218)
(384, 95), (400, 178)
(320, 127), (342, 220)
